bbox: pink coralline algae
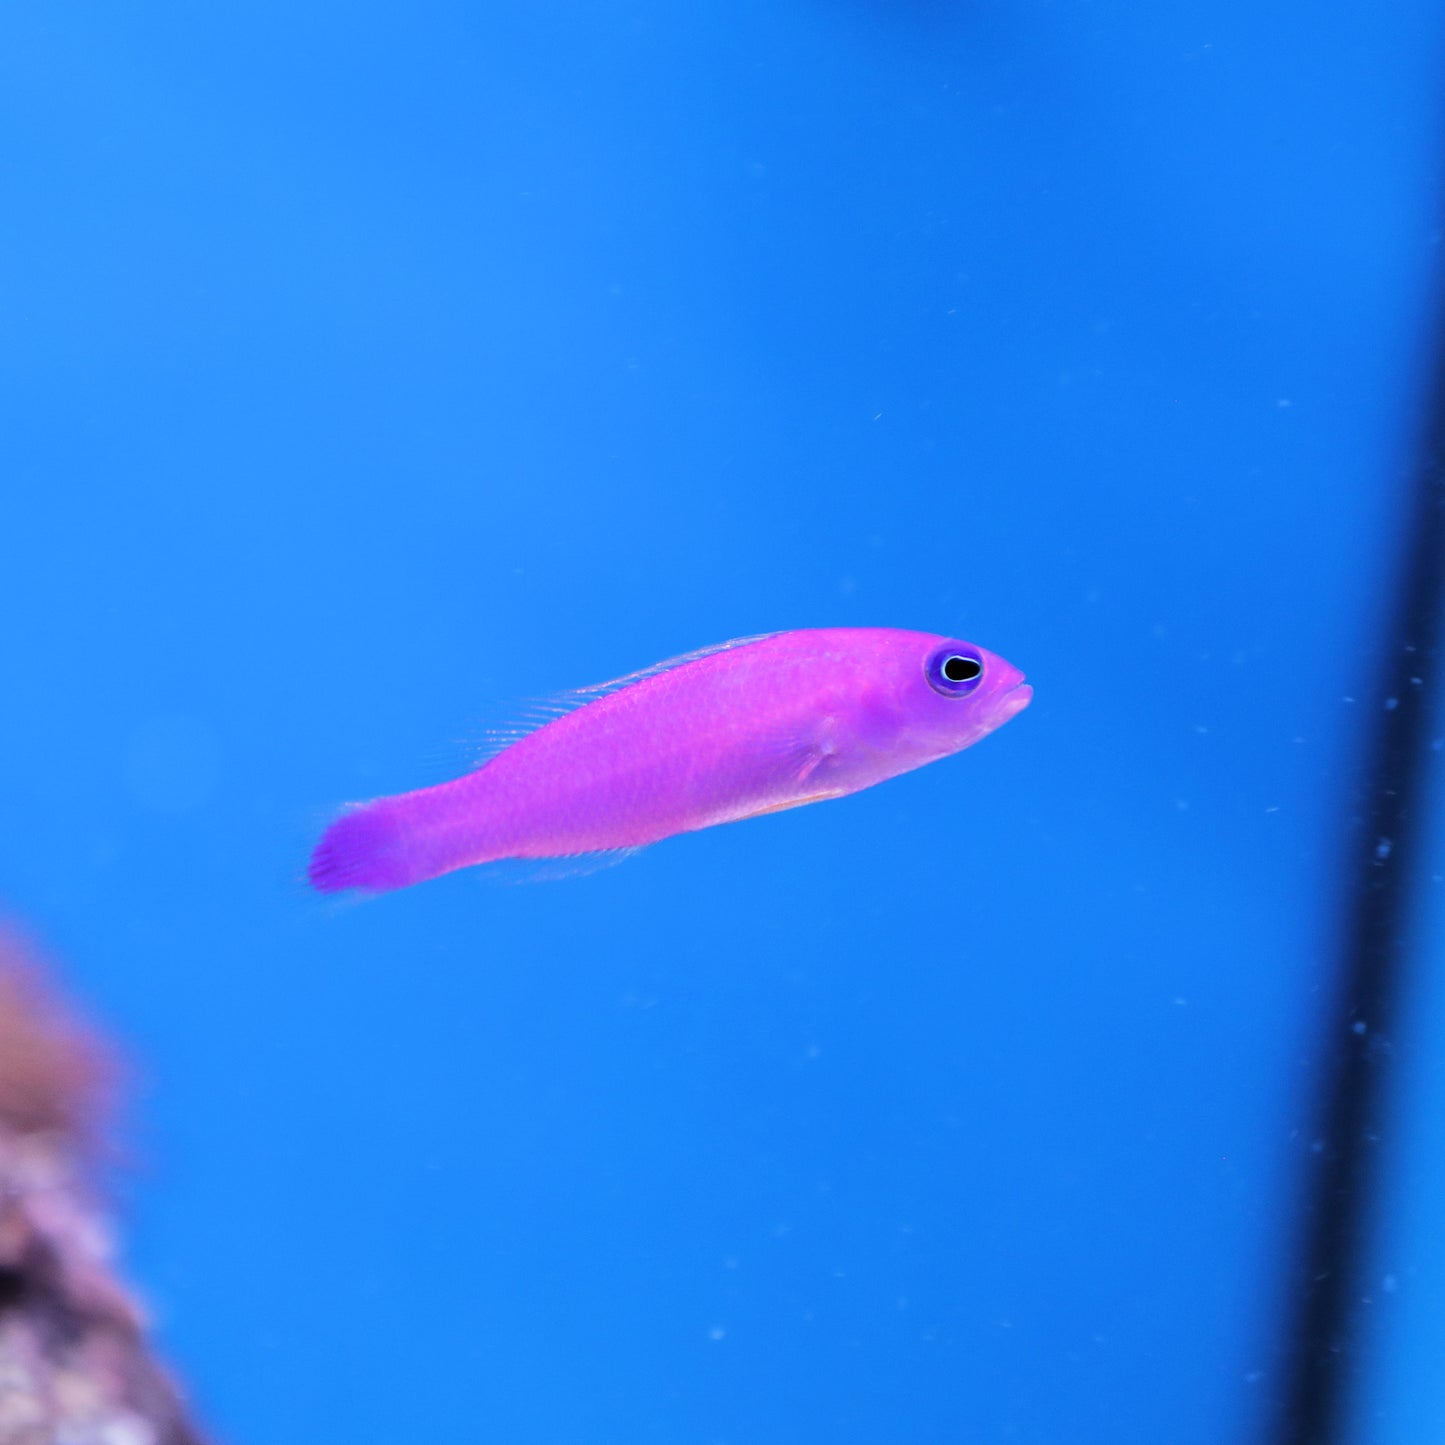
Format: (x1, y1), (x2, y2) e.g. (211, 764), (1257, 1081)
(0, 926), (208, 1445)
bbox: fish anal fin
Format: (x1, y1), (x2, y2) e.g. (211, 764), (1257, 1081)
(476, 847), (645, 885)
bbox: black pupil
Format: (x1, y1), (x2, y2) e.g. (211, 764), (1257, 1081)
(943, 655), (981, 683)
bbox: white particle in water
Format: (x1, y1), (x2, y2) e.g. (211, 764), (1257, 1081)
(1375, 838), (1393, 861)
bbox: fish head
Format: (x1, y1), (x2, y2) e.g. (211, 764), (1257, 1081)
(890, 632), (1032, 757)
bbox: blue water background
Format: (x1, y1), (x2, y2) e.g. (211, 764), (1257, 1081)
(3, 4), (1444, 1442)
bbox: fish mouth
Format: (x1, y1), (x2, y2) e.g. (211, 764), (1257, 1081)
(998, 680), (1033, 719)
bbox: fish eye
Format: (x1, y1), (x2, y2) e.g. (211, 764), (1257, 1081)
(926, 646), (984, 697)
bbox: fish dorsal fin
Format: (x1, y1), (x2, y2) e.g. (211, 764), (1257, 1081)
(563, 631), (782, 703)
(464, 632), (782, 768)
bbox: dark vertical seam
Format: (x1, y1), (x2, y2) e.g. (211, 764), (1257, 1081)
(1270, 293), (1445, 1442)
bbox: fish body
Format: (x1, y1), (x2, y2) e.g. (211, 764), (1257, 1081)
(309, 627), (1030, 893)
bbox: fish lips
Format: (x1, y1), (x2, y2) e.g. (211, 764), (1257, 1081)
(997, 680), (1033, 721)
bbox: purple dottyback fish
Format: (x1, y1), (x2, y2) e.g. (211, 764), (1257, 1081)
(308, 628), (1031, 894)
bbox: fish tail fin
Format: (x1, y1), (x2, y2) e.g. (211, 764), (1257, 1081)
(308, 801), (418, 894)
(309, 778), (504, 894)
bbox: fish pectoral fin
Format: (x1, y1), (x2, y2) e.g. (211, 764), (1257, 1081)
(794, 748), (826, 784)
(775, 715), (841, 786)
